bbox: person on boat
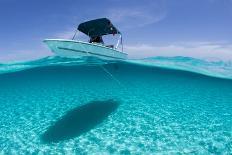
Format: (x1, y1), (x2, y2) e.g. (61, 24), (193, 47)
(89, 36), (104, 44)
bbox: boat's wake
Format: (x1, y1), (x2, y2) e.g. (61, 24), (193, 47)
(1, 56), (232, 80)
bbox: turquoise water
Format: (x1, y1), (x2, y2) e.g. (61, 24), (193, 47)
(0, 56), (231, 154)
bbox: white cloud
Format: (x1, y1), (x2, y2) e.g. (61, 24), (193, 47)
(52, 28), (76, 39)
(0, 48), (52, 63)
(53, 28), (89, 41)
(2, 41), (232, 63)
(107, 9), (166, 28)
(106, 0), (167, 29)
(125, 42), (232, 61)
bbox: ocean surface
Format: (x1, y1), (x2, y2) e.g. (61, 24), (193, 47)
(0, 56), (231, 154)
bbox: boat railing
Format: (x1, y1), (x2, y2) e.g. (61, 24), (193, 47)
(72, 29), (124, 52)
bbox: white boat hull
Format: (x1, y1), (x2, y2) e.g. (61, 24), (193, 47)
(44, 39), (127, 60)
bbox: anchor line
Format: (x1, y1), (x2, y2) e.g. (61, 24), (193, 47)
(78, 42), (127, 89)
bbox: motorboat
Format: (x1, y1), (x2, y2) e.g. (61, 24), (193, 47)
(44, 18), (127, 60)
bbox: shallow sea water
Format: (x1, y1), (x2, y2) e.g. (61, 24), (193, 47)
(0, 57), (231, 154)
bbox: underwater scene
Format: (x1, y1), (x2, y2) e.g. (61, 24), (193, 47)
(0, 56), (231, 154)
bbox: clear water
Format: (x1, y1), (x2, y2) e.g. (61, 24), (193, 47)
(0, 56), (231, 154)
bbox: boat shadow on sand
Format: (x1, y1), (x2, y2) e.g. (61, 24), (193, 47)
(41, 99), (120, 143)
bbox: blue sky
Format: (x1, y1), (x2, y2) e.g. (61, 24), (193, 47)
(0, 0), (232, 62)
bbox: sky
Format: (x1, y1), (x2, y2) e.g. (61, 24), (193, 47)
(0, 0), (232, 62)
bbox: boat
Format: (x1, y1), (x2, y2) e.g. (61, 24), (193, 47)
(44, 18), (127, 60)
